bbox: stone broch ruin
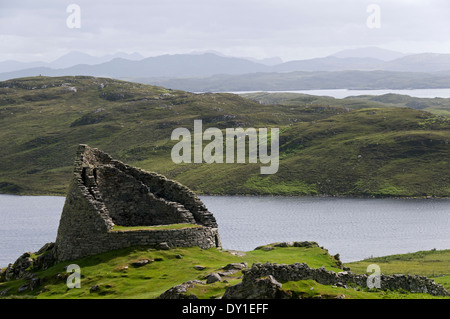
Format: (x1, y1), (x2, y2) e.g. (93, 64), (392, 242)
(54, 144), (221, 262)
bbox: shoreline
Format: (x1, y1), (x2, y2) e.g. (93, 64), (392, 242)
(2, 191), (449, 200)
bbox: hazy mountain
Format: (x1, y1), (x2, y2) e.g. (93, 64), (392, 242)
(0, 53), (271, 80)
(0, 60), (47, 73)
(0, 51), (144, 74)
(383, 53), (450, 72)
(243, 56), (284, 66)
(331, 47), (406, 61)
(51, 51), (144, 68)
(3, 51), (450, 83)
(189, 50), (283, 66)
(273, 56), (384, 72)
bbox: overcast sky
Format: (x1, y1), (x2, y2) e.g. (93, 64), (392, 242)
(1, 0), (450, 62)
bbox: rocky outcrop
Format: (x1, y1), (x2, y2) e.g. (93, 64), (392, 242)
(222, 262), (449, 298)
(223, 275), (284, 299)
(158, 280), (204, 299)
(54, 144), (221, 262)
(0, 242), (56, 283)
(256, 241), (343, 269)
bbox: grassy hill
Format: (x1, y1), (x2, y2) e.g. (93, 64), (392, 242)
(242, 91), (450, 116)
(1, 76), (450, 197)
(347, 249), (450, 292)
(1, 244), (448, 299)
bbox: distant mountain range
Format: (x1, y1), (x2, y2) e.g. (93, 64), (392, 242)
(0, 51), (144, 73)
(331, 46), (406, 61)
(1, 48), (450, 89)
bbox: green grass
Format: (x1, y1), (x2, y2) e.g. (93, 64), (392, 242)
(345, 249), (450, 291)
(110, 223), (200, 232)
(0, 244), (342, 299)
(1, 244), (448, 299)
(242, 91), (450, 116)
(279, 279), (445, 299)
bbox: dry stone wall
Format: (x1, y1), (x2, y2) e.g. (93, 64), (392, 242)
(222, 262), (449, 298)
(54, 144), (221, 262)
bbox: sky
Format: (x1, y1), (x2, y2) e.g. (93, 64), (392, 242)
(1, 0), (450, 62)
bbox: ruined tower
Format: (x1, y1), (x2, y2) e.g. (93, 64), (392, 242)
(54, 144), (221, 262)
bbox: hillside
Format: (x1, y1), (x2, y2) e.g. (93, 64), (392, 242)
(1, 76), (450, 197)
(0, 243), (448, 299)
(242, 91), (450, 116)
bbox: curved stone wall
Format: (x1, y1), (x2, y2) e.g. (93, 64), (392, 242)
(54, 144), (221, 262)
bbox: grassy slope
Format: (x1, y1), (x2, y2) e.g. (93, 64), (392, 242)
(345, 249), (450, 292)
(1, 76), (450, 197)
(1, 245), (448, 299)
(242, 91), (450, 117)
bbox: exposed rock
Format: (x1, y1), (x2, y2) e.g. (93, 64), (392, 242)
(257, 241), (319, 251)
(157, 242), (170, 250)
(18, 284), (29, 293)
(218, 262), (249, 276)
(3, 264), (14, 281)
(274, 242), (294, 247)
(34, 252), (55, 270)
(90, 285), (100, 292)
(293, 241), (319, 248)
(4, 252), (33, 281)
(36, 242), (55, 255)
(223, 275), (284, 299)
(206, 273), (222, 284)
(158, 280), (204, 299)
(194, 265), (206, 271)
(335, 282), (348, 289)
(30, 277), (42, 291)
(2, 243), (56, 282)
(333, 253), (343, 269)
(175, 254), (183, 259)
(65, 86), (77, 93)
(34, 243), (56, 270)
(0, 288), (10, 296)
(218, 270), (237, 276)
(131, 259), (152, 267)
(223, 262), (248, 271)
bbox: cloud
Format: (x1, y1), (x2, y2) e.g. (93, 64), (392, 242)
(0, 0), (449, 62)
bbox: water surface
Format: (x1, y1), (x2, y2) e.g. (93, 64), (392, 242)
(0, 195), (65, 267)
(201, 196), (450, 262)
(0, 194), (449, 266)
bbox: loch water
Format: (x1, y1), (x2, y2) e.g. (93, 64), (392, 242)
(0, 194), (449, 266)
